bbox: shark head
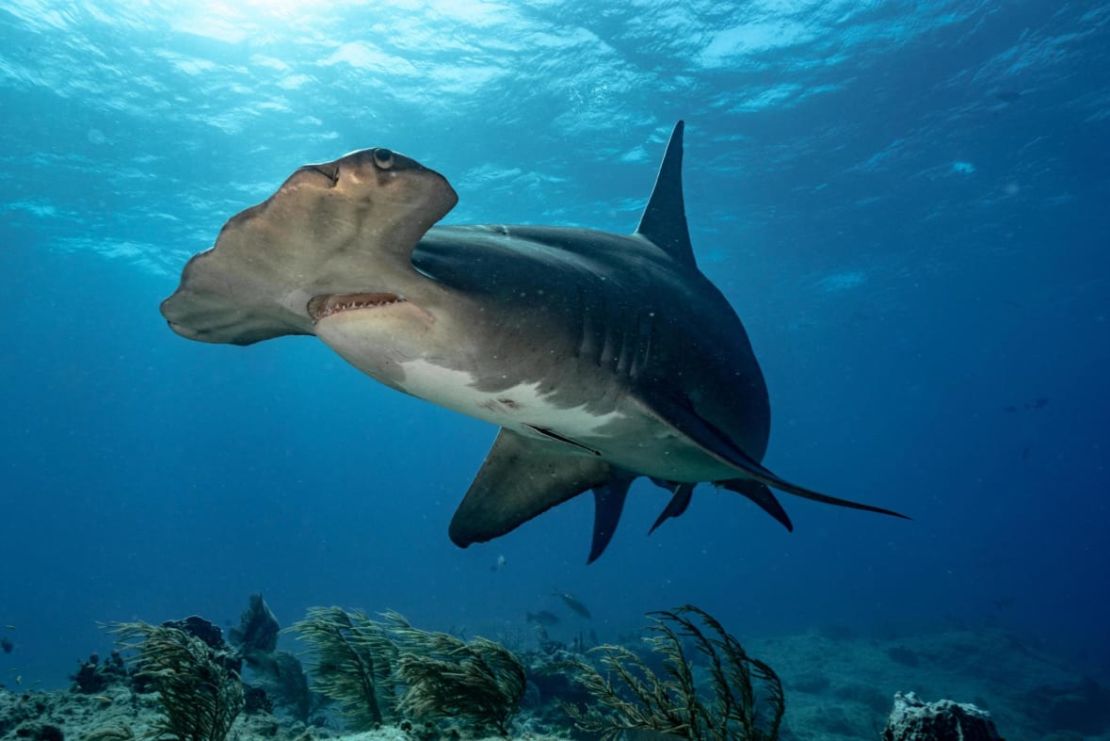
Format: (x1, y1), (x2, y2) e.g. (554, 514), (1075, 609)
(160, 147), (457, 346)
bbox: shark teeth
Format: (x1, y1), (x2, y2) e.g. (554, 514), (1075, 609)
(307, 292), (406, 322)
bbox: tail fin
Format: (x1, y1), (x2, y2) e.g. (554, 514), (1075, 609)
(650, 391), (910, 521)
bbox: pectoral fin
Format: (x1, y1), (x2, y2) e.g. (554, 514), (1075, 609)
(449, 429), (611, 548)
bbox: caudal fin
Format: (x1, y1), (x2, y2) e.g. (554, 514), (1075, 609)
(649, 392), (910, 521)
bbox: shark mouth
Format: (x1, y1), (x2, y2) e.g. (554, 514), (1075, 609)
(307, 292), (406, 323)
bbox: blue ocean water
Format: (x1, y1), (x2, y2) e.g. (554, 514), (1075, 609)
(1, 0), (1108, 696)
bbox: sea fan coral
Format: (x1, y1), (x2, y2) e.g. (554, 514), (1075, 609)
(290, 607), (526, 735)
(565, 605), (784, 740)
(288, 606), (399, 728)
(229, 594), (312, 722)
(386, 611), (526, 735)
(114, 622), (244, 741)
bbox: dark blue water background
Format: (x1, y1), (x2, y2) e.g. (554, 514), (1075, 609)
(1, 1), (1108, 688)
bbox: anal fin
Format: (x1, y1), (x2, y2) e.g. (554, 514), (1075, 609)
(648, 482), (695, 535)
(450, 428), (610, 548)
(718, 478), (793, 532)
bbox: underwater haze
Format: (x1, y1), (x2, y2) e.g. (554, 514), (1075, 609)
(2, 0), (1109, 705)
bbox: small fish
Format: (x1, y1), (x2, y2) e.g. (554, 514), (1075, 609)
(3, 625), (15, 631)
(14, 675), (21, 686)
(554, 591), (592, 619)
(526, 610), (561, 627)
(490, 554), (507, 572)
(0, 638), (12, 654)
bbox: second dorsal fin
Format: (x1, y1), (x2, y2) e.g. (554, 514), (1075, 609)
(635, 121), (696, 268)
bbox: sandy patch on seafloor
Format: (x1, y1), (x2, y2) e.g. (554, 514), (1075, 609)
(752, 626), (1110, 741)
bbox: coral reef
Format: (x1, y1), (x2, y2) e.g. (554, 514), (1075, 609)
(113, 621), (244, 741)
(565, 605), (784, 740)
(70, 651), (128, 694)
(229, 595), (314, 723)
(289, 606), (400, 729)
(290, 607), (526, 737)
(0, 683), (323, 741)
(242, 647), (314, 724)
(230, 594), (280, 657)
(882, 691), (1001, 741)
(388, 611), (526, 735)
(160, 618), (226, 652)
(6, 602), (1108, 741)
(1, 601), (550, 740)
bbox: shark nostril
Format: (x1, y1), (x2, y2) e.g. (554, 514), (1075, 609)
(306, 163), (339, 185)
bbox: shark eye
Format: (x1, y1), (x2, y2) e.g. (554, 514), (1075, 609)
(372, 148), (394, 170)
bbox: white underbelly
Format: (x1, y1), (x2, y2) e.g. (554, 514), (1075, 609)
(395, 358), (739, 483)
(396, 358), (626, 438)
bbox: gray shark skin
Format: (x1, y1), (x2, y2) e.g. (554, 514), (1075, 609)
(161, 123), (907, 562)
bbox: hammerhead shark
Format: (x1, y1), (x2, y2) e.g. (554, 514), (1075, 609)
(161, 122), (905, 562)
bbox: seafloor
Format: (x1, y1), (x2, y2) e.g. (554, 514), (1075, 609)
(2, 618), (1108, 741)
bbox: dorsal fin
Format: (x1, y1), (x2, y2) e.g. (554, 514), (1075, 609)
(636, 121), (696, 267)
